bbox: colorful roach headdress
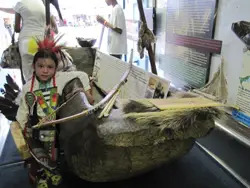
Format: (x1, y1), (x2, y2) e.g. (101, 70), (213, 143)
(28, 34), (64, 55)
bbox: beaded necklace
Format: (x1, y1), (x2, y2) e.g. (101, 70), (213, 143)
(25, 73), (58, 118)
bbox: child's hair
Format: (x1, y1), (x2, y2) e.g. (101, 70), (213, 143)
(33, 50), (59, 67)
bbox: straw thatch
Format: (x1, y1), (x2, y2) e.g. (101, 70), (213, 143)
(121, 99), (222, 140)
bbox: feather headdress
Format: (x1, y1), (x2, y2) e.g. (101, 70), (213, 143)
(28, 34), (64, 55)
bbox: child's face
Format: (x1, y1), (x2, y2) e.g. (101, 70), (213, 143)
(34, 58), (56, 82)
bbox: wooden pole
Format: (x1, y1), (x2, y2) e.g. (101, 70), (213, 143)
(137, 0), (157, 75)
(45, 0), (51, 36)
(45, 0), (50, 26)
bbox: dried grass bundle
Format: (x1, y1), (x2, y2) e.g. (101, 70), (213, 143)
(123, 99), (223, 139)
(122, 99), (158, 114)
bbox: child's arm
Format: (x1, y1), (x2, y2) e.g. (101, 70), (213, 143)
(59, 71), (94, 105)
(74, 72), (94, 105)
(85, 89), (94, 105)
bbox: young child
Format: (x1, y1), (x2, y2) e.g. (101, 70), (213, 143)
(16, 37), (94, 188)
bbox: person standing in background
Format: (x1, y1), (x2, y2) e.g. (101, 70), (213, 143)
(96, 0), (127, 59)
(14, 0), (47, 81)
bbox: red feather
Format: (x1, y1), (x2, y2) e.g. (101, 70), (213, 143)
(37, 35), (63, 53)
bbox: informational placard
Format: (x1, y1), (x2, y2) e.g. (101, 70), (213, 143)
(233, 51), (250, 127)
(164, 0), (218, 89)
(92, 51), (170, 99)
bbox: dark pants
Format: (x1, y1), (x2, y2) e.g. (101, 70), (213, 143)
(110, 54), (122, 59)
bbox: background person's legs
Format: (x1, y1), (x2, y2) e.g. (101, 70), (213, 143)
(19, 38), (34, 81)
(19, 36), (43, 81)
(21, 54), (34, 81)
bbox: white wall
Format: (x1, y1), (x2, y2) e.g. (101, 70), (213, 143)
(210, 0), (250, 105)
(0, 0), (17, 8)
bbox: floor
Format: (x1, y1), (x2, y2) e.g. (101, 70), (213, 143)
(0, 120), (245, 188)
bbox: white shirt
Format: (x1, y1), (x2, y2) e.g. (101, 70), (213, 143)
(107, 4), (127, 55)
(14, 0), (46, 39)
(16, 71), (90, 129)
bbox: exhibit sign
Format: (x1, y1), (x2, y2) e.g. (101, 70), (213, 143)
(93, 51), (171, 99)
(233, 50), (250, 127)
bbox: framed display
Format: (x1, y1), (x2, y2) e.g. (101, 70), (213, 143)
(164, 0), (219, 89)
